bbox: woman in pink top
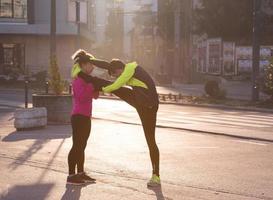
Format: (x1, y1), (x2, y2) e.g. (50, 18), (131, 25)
(67, 50), (99, 185)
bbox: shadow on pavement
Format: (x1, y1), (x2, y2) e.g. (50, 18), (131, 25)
(2, 126), (70, 171)
(61, 184), (83, 200)
(61, 183), (95, 200)
(0, 183), (54, 200)
(7, 139), (50, 170)
(148, 185), (166, 200)
(2, 126), (71, 142)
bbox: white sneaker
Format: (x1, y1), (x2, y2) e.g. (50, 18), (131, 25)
(147, 174), (161, 187)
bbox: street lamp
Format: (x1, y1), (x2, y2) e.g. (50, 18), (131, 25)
(50, 0), (56, 59)
(252, 0), (262, 101)
(76, 1), (80, 49)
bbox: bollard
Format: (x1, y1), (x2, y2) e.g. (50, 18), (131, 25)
(178, 93), (182, 99)
(25, 80), (28, 108)
(45, 81), (49, 94)
(69, 84), (72, 94)
(168, 93), (172, 100)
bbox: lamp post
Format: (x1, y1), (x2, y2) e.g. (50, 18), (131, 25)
(76, 1), (80, 49)
(50, 0), (56, 59)
(252, 0), (262, 101)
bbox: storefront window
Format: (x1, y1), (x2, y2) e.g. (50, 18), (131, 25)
(0, 44), (25, 76)
(0, 0), (27, 19)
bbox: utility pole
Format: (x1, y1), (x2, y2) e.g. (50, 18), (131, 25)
(252, 0), (262, 101)
(50, 0), (56, 59)
(76, 1), (80, 49)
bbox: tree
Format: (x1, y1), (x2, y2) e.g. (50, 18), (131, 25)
(157, 0), (175, 43)
(131, 3), (157, 71)
(105, 6), (124, 58)
(194, 0), (273, 44)
(194, 0), (253, 43)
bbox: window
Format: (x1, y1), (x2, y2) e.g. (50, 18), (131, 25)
(67, 0), (87, 24)
(0, 43), (25, 76)
(0, 0), (27, 19)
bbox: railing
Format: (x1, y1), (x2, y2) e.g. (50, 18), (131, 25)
(24, 80), (184, 109)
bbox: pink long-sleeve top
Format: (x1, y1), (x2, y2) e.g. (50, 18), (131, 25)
(71, 77), (98, 117)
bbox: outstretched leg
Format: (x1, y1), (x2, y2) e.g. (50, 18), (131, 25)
(137, 106), (160, 176)
(78, 72), (137, 107)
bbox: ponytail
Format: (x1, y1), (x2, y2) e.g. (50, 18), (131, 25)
(71, 49), (95, 64)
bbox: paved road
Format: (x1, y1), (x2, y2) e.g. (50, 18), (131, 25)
(1, 89), (273, 140)
(0, 110), (273, 199)
(93, 99), (273, 141)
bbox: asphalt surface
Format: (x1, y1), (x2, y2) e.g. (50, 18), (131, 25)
(1, 100), (273, 199)
(1, 89), (273, 199)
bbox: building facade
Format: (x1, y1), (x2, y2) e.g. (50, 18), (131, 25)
(0, 0), (95, 80)
(91, 0), (157, 63)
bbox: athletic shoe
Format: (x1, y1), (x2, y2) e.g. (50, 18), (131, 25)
(147, 174), (161, 187)
(66, 174), (86, 186)
(78, 172), (96, 183)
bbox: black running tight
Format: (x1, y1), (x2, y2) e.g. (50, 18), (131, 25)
(68, 115), (91, 175)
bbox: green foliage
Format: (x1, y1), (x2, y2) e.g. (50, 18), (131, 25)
(158, 0), (175, 41)
(194, 0), (253, 43)
(263, 57), (273, 98)
(49, 56), (64, 95)
(105, 6), (124, 58)
(194, 0), (273, 44)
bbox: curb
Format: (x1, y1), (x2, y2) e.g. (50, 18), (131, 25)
(1, 96), (272, 114)
(1, 87), (272, 113)
(93, 117), (273, 143)
(0, 104), (23, 109)
(98, 96), (273, 114)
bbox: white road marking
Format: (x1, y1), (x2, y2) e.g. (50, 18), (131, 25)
(245, 114), (273, 120)
(232, 140), (267, 146)
(161, 111), (273, 122)
(171, 115), (273, 126)
(158, 116), (269, 128)
(181, 146), (219, 149)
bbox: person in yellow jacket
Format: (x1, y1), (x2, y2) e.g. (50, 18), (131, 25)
(72, 51), (161, 187)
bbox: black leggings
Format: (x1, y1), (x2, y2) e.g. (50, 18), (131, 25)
(78, 74), (160, 175)
(68, 115), (91, 175)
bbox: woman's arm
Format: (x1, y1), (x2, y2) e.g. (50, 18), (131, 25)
(78, 71), (95, 83)
(77, 72), (114, 91)
(90, 58), (111, 70)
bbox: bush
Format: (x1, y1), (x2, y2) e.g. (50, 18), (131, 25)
(49, 56), (64, 95)
(262, 57), (273, 99)
(204, 80), (226, 99)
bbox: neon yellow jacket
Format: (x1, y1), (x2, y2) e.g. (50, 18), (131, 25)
(102, 62), (148, 93)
